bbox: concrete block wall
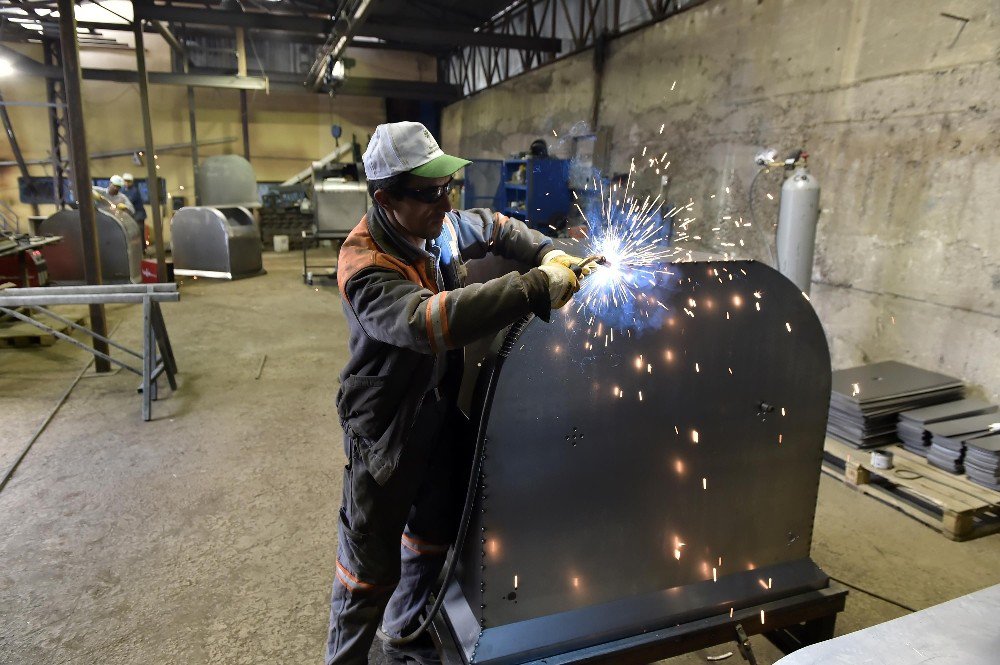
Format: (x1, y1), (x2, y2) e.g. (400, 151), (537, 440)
(443, 0), (1000, 398)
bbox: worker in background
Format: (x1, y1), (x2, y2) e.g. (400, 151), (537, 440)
(327, 121), (593, 665)
(121, 173), (147, 229)
(92, 175), (134, 216)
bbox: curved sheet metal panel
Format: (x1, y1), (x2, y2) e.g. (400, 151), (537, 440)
(444, 260), (832, 664)
(38, 208), (142, 285)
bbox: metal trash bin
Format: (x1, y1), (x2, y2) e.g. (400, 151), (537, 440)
(170, 206), (264, 279)
(37, 207), (142, 284)
(196, 155), (261, 210)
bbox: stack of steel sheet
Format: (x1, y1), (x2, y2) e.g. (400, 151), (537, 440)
(896, 399), (998, 457)
(827, 361), (963, 448)
(925, 414), (1000, 475)
(965, 435), (1000, 490)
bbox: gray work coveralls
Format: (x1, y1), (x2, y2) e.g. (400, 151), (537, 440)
(327, 205), (555, 663)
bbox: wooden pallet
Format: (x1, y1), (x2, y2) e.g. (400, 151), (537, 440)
(822, 437), (1000, 541)
(0, 306), (89, 348)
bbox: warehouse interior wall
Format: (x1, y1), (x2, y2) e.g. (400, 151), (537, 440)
(442, 0), (1000, 399)
(0, 33), (437, 240)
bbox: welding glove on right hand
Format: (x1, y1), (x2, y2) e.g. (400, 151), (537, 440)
(537, 263), (580, 310)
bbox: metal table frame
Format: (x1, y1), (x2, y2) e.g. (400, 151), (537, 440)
(301, 225), (344, 285)
(432, 586), (847, 665)
(0, 283), (179, 421)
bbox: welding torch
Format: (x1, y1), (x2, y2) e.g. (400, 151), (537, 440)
(569, 254), (608, 278)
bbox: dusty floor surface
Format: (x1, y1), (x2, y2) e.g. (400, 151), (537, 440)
(1, 251), (998, 664)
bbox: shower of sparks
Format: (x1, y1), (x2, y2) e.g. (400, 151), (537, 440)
(514, 575), (519, 589)
(691, 429), (699, 443)
(573, 170), (686, 333)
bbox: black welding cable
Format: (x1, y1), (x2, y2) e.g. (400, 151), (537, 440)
(828, 576), (917, 613)
(385, 385), (490, 646)
(386, 314), (534, 648)
(385, 388), (490, 647)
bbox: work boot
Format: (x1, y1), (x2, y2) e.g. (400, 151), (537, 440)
(376, 626), (442, 665)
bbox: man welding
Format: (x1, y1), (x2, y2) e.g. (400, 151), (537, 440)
(327, 121), (594, 664)
(93, 175), (134, 215)
(121, 173), (148, 244)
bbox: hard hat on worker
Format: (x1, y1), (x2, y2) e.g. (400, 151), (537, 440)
(109, 175), (125, 187)
(362, 121), (471, 180)
(122, 173), (134, 182)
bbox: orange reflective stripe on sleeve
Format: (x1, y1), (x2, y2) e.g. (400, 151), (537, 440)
(437, 291), (453, 348)
(424, 298), (438, 354)
(425, 292), (452, 353)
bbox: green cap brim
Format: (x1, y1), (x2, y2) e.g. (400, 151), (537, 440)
(410, 153), (472, 178)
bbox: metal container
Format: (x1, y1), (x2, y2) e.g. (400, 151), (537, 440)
(776, 166), (821, 294)
(313, 178), (368, 236)
(170, 206), (263, 279)
(37, 208), (142, 284)
(444, 260), (833, 664)
(196, 155), (261, 209)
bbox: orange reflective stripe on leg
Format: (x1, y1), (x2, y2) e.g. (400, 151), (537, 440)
(401, 532), (450, 556)
(336, 561), (379, 592)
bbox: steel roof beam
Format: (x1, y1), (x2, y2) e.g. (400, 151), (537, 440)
(359, 23), (560, 52)
(130, 4), (560, 51)
(133, 4), (334, 33)
(8, 57), (458, 99)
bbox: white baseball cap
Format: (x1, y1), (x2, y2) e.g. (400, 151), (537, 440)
(109, 175), (125, 187)
(362, 121), (470, 180)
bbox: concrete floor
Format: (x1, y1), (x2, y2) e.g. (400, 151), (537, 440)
(1, 251), (998, 665)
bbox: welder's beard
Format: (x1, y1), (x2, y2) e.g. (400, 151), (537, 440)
(389, 184), (451, 241)
(395, 209), (445, 240)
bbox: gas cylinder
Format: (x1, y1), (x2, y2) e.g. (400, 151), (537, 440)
(776, 165), (821, 294)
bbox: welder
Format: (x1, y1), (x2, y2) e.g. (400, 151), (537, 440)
(327, 121), (594, 664)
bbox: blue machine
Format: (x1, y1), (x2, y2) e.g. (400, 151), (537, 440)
(498, 158), (571, 235)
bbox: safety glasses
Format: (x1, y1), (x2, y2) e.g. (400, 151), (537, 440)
(399, 179), (454, 204)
